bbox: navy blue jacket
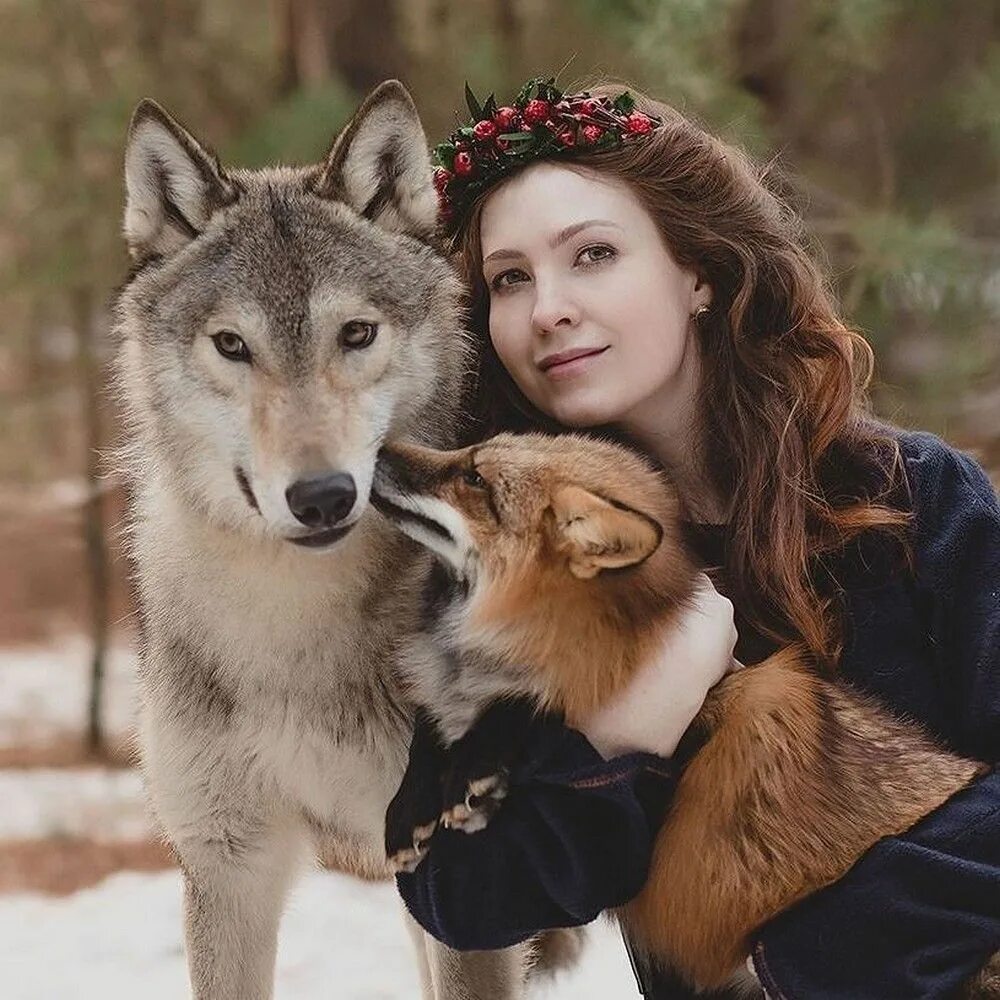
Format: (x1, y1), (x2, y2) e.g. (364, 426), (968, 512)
(397, 431), (1000, 999)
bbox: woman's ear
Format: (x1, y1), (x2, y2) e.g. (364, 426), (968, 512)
(691, 273), (713, 313)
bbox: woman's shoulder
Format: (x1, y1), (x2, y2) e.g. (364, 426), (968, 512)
(871, 425), (1000, 589)
(884, 425), (999, 519)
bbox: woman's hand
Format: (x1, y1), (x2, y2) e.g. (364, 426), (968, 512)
(578, 573), (739, 759)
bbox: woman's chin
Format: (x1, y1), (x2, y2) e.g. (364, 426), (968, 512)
(545, 401), (617, 429)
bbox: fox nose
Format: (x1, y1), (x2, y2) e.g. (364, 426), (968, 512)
(286, 472), (357, 528)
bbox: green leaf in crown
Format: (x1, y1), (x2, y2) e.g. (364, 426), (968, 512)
(433, 76), (662, 235)
(465, 83), (483, 121)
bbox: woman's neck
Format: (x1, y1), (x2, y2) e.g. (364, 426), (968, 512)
(615, 391), (728, 525)
(611, 325), (729, 523)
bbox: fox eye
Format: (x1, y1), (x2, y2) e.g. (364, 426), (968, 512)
(341, 320), (379, 350)
(462, 468), (487, 489)
(212, 330), (251, 363)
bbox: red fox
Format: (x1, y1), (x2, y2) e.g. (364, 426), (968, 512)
(373, 431), (996, 995)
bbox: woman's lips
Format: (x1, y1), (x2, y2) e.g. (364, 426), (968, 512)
(538, 346), (610, 380)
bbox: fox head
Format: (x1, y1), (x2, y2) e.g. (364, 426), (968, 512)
(114, 82), (467, 551)
(373, 433), (701, 716)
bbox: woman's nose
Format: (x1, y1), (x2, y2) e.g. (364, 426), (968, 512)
(531, 279), (580, 334)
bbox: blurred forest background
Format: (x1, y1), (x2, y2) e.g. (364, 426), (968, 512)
(1, 0), (998, 754)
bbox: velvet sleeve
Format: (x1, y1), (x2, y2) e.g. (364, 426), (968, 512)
(396, 712), (675, 952)
(753, 433), (1000, 1000)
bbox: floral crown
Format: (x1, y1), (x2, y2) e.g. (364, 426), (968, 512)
(432, 77), (661, 234)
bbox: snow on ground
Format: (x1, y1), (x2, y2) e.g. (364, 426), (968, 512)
(0, 635), (137, 746)
(0, 868), (637, 999)
(0, 638), (642, 997)
(0, 767), (150, 840)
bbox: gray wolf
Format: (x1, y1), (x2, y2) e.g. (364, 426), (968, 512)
(372, 432), (994, 996)
(113, 80), (536, 999)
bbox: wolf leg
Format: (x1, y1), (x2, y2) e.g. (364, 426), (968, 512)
(402, 905), (437, 999)
(178, 817), (309, 1000)
(424, 935), (531, 1000)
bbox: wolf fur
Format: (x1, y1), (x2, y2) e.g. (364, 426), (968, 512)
(373, 432), (994, 997)
(113, 81), (537, 999)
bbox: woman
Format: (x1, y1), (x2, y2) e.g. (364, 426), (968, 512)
(397, 78), (1000, 999)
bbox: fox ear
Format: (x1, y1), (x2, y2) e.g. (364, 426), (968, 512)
(313, 79), (437, 238)
(548, 484), (662, 580)
(123, 99), (237, 261)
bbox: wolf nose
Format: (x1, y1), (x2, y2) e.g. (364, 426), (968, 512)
(286, 473), (357, 528)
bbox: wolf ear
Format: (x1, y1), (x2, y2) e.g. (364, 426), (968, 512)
(123, 99), (237, 261)
(312, 80), (437, 238)
(548, 484), (662, 580)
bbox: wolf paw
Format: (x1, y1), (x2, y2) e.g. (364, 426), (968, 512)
(441, 770), (509, 833)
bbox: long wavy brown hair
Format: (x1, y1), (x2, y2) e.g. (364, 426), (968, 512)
(451, 83), (912, 671)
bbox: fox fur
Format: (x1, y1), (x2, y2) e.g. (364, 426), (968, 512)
(373, 431), (994, 995)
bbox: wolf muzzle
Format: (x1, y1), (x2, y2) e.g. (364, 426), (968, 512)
(286, 472), (357, 529)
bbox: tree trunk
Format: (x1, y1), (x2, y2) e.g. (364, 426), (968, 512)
(326, 0), (407, 92)
(276, 0), (333, 94)
(72, 286), (110, 754)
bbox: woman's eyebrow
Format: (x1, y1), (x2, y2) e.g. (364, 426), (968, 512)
(550, 219), (621, 248)
(482, 219), (622, 265)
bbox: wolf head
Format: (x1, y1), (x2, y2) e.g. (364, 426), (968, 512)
(114, 81), (467, 550)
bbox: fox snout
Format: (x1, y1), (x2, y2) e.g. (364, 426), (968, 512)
(373, 444), (434, 497)
(371, 445), (475, 576)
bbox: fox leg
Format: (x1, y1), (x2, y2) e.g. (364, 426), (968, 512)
(178, 815), (309, 1000)
(440, 698), (542, 833)
(386, 708), (448, 872)
(964, 950), (1000, 998)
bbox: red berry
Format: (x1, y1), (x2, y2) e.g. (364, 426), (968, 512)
(626, 112), (653, 135)
(453, 151), (474, 177)
(473, 119), (497, 141)
(433, 167), (452, 192)
(581, 124), (604, 144)
(523, 99), (551, 125)
(580, 98), (599, 116)
(493, 106), (518, 130)
(556, 127), (576, 147)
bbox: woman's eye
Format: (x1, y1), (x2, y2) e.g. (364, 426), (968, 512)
(489, 269), (529, 292)
(462, 468), (487, 489)
(212, 331), (251, 363)
(340, 320), (379, 350)
(577, 244), (616, 266)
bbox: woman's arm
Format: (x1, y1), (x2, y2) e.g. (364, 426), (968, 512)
(397, 718), (673, 950)
(753, 433), (1000, 1000)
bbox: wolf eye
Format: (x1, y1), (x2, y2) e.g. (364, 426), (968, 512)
(462, 468), (487, 489)
(212, 330), (251, 363)
(341, 320), (379, 350)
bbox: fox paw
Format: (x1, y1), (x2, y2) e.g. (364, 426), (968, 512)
(441, 770), (509, 833)
(387, 819), (437, 874)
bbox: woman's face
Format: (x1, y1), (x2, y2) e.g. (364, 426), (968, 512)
(480, 162), (711, 432)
